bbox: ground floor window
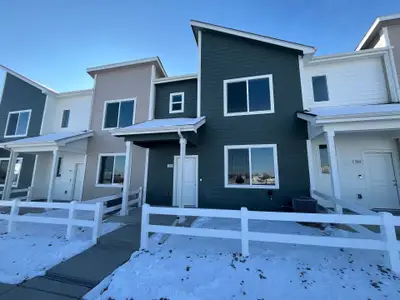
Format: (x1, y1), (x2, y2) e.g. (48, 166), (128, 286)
(224, 144), (279, 189)
(96, 154), (126, 186)
(0, 157), (23, 187)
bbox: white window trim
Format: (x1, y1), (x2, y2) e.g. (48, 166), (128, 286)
(223, 74), (275, 117)
(224, 144), (279, 189)
(311, 75), (330, 103)
(0, 157), (23, 188)
(61, 109), (70, 128)
(4, 109), (32, 138)
(169, 92), (185, 114)
(102, 98), (137, 130)
(95, 153), (126, 188)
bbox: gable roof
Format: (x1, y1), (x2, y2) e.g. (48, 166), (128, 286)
(190, 20), (316, 54)
(0, 64), (58, 95)
(87, 56), (167, 78)
(356, 14), (400, 50)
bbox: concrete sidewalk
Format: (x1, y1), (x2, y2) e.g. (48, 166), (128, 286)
(0, 208), (195, 299)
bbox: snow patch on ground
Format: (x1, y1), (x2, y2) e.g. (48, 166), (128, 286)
(87, 217), (400, 300)
(0, 208), (121, 284)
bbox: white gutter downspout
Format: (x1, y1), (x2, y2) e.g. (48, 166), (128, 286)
(177, 129), (187, 223)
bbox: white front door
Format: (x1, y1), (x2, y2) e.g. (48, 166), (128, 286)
(173, 156), (198, 207)
(72, 163), (84, 201)
(364, 152), (399, 209)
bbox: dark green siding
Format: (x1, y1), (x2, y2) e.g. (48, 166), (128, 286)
(154, 79), (197, 118)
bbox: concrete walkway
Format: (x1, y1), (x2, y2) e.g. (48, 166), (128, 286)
(0, 208), (195, 299)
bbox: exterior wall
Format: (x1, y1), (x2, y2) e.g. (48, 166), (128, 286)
(41, 92), (93, 134)
(373, 32), (387, 49)
(82, 65), (153, 200)
(146, 31), (310, 211)
(154, 79), (198, 118)
(303, 57), (389, 109)
(387, 25), (400, 83)
(0, 73), (46, 191)
(311, 132), (400, 209)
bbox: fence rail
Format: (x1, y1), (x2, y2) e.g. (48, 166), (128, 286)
(140, 204), (400, 273)
(0, 199), (104, 243)
(0, 187), (33, 201)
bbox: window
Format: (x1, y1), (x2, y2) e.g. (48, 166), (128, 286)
(169, 92), (184, 113)
(224, 144), (279, 189)
(96, 154), (126, 186)
(61, 110), (70, 128)
(56, 157), (63, 177)
(5, 110), (31, 137)
(0, 157), (23, 187)
(224, 74), (274, 116)
(319, 145), (330, 174)
(103, 99), (136, 130)
(312, 76), (329, 102)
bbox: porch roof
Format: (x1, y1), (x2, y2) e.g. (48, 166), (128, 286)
(0, 131), (93, 150)
(297, 104), (400, 124)
(111, 117), (206, 137)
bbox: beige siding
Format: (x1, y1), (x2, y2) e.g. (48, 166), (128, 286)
(388, 25), (400, 84)
(82, 65), (153, 200)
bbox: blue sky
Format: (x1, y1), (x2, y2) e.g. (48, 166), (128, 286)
(0, 0), (399, 92)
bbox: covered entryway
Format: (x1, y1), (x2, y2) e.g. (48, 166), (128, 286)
(173, 155), (198, 207)
(0, 131), (92, 202)
(111, 117), (205, 215)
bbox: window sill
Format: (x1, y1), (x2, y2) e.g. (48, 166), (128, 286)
(95, 184), (123, 188)
(169, 110), (184, 114)
(4, 134), (28, 138)
(224, 184), (279, 190)
(224, 110), (275, 117)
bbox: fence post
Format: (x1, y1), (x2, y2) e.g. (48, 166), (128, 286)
(241, 207), (249, 257)
(380, 212), (400, 273)
(92, 202), (104, 244)
(27, 186), (33, 202)
(8, 199), (20, 233)
(66, 201), (77, 240)
(140, 203), (150, 249)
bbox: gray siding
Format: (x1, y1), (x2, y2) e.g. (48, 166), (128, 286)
(145, 30), (310, 211)
(0, 73), (46, 190)
(154, 79), (197, 118)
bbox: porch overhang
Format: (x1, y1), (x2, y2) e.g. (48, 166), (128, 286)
(297, 104), (400, 133)
(111, 117), (205, 146)
(0, 131), (93, 153)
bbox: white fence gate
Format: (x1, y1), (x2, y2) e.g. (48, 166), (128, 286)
(0, 200), (104, 243)
(140, 204), (400, 273)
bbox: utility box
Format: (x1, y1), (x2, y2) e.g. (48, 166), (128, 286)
(292, 197), (317, 213)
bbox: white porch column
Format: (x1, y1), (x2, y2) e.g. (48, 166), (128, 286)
(324, 131), (343, 214)
(47, 149), (59, 202)
(121, 141), (133, 216)
(2, 151), (18, 200)
(178, 137), (187, 208)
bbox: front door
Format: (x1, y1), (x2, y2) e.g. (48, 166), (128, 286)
(72, 163), (84, 201)
(173, 156), (198, 207)
(364, 152), (399, 209)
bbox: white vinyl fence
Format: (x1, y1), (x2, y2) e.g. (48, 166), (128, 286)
(86, 187), (142, 214)
(140, 204), (400, 273)
(0, 187), (33, 202)
(0, 200), (104, 243)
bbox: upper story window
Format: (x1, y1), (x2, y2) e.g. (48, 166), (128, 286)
(224, 144), (279, 189)
(61, 110), (70, 128)
(224, 74), (274, 117)
(0, 157), (23, 187)
(5, 110), (31, 138)
(103, 99), (136, 130)
(169, 92), (184, 114)
(312, 75), (329, 102)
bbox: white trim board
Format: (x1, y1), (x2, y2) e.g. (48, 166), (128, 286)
(154, 74), (197, 84)
(190, 20), (315, 54)
(223, 144), (279, 189)
(169, 92), (185, 114)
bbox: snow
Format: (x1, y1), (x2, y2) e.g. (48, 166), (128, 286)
(0, 130), (92, 147)
(0, 208), (121, 284)
(113, 117), (205, 135)
(306, 103), (400, 118)
(85, 217), (400, 300)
